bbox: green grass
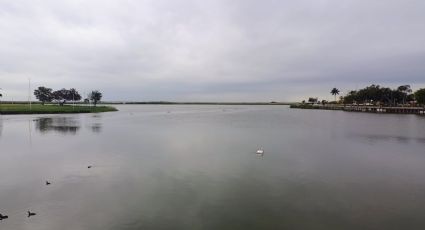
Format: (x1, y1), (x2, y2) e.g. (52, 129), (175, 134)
(289, 104), (317, 109)
(0, 104), (118, 115)
(289, 104), (344, 110)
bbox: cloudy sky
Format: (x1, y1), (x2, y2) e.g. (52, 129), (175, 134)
(0, 0), (424, 102)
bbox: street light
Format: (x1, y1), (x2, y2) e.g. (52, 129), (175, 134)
(28, 78), (32, 110)
(0, 88), (3, 113)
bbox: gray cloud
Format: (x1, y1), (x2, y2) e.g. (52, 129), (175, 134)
(0, 0), (425, 101)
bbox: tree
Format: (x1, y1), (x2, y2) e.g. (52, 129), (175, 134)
(342, 84), (417, 106)
(391, 90), (404, 105)
(308, 97), (318, 104)
(330, 88), (340, 102)
(67, 88), (81, 102)
(343, 90), (357, 104)
(34, 87), (53, 105)
(415, 88), (425, 105)
(89, 90), (102, 106)
(52, 89), (68, 105)
(397, 85), (412, 104)
(51, 88), (80, 105)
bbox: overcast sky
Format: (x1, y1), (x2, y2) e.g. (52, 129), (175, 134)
(1, 0), (425, 102)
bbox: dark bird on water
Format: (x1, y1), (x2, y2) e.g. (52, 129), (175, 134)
(0, 213), (8, 220)
(46, 181), (51, 185)
(27, 211), (36, 218)
(88, 165), (92, 169)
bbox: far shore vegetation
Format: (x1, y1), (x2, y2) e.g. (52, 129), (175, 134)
(291, 84), (425, 115)
(298, 84), (425, 107)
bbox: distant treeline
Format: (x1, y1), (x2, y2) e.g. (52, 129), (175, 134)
(342, 85), (425, 105)
(305, 85), (425, 106)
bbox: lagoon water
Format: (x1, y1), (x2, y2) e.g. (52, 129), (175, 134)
(1, 105), (425, 230)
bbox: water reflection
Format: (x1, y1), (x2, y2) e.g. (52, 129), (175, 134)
(33, 116), (104, 135)
(0, 116), (3, 137)
(89, 114), (103, 133)
(34, 117), (81, 135)
(2, 105), (425, 230)
(348, 133), (425, 144)
(89, 123), (102, 133)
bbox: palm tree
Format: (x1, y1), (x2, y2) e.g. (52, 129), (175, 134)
(330, 88), (340, 102)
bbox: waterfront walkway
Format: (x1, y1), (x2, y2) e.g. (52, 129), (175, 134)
(343, 106), (425, 115)
(291, 104), (425, 115)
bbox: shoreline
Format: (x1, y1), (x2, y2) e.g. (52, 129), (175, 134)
(0, 101), (293, 106)
(104, 102), (293, 105)
(290, 104), (425, 115)
(0, 104), (118, 115)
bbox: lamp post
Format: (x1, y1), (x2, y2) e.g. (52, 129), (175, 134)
(0, 88), (3, 114)
(28, 78), (32, 110)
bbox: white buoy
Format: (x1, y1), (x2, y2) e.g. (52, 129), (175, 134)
(256, 148), (264, 154)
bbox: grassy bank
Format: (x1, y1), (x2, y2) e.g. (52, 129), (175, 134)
(290, 104), (344, 110)
(290, 104), (336, 109)
(0, 104), (118, 115)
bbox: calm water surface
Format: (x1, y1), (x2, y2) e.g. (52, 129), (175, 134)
(1, 105), (425, 230)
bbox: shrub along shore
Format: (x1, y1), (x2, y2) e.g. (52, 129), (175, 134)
(0, 104), (118, 115)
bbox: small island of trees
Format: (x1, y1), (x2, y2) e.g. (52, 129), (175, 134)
(34, 87), (102, 106)
(0, 87), (116, 115)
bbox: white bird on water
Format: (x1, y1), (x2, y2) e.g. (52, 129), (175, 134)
(256, 148), (264, 154)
